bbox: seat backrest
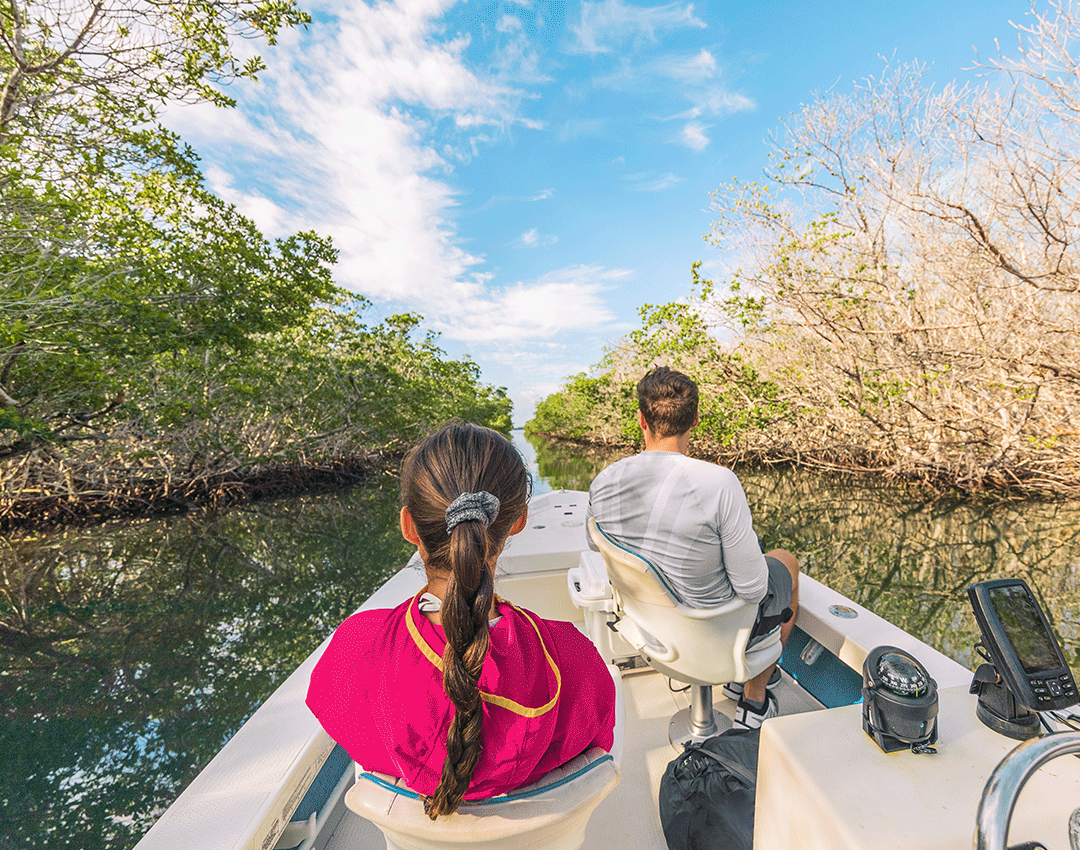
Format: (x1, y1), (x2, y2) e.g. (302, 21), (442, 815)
(588, 519), (679, 610)
(587, 518), (779, 686)
(345, 747), (619, 850)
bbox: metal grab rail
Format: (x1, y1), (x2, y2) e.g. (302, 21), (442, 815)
(974, 731), (1080, 850)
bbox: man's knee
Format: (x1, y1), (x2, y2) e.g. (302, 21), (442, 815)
(765, 548), (799, 603)
(765, 548), (798, 576)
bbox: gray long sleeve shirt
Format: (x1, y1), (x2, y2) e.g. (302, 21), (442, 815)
(585, 451), (768, 608)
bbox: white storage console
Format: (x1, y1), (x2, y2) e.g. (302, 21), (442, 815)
(755, 685), (1080, 850)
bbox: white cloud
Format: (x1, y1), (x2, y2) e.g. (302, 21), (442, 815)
(664, 48), (716, 80)
(478, 187), (556, 211)
(428, 264), (629, 342)
(521, 228), (557, 247)
(624, 171), (684, 192)
(577, 32), (752, 133)
(570, 0), (706, 54)
(682, 121), (709, 150)
(497, 14), (523, 33)
(203, 165), (291, 236)
(701, 87), (755, 114)
(490, 22), (551, 85)
(164, 0), (539, 305)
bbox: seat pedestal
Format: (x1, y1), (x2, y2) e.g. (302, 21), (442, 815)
(669, 684), (730, 745)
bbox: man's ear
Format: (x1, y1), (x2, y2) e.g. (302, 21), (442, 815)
(509, 507), (529, 536)
(638, 410), (648, 432)
(400, 505), (421, 545)
(693, 413), (700, 429)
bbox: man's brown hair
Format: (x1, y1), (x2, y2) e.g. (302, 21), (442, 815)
(636, 367), (699, 438)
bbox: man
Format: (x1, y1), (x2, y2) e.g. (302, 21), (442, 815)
(586, 367), (800, 729)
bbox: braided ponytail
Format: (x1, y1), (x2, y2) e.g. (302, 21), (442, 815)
(399, 422), (531, 818)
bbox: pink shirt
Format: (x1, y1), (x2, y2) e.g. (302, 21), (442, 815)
(306, 593), (615, 799)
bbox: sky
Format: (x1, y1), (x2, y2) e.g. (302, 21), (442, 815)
(165, 0), (1036, 425)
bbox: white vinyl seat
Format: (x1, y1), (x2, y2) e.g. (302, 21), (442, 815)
(587, 517), (781, 741)
(345, 747), (618, 850)
(343, 664), (623, 850)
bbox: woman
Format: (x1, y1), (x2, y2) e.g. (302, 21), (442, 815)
(306, 422), (615, 819)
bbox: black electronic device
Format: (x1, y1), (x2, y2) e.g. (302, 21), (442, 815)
(967, 578), (1078, 739)
(862, 645), (938, 754)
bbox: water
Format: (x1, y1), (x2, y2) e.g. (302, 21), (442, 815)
(1, 433), (1078, 849)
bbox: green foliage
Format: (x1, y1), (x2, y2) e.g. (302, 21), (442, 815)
(527, 373), (611, 439)
(0, 2), (513, 499)
(0, 409), (50, 441)
(528, 262), (791, 451)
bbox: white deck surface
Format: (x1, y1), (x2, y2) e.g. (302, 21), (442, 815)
(757, 685), (1080, 850)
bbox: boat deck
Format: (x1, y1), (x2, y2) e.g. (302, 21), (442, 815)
(322, 664), (823, 850)
(133, 489), (997, 850)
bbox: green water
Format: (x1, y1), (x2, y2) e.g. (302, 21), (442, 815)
(1, 432), (1078, 849)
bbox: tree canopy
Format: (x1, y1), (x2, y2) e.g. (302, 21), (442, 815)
(530, 3), (1080, 495)
(0, 2), (512, 521)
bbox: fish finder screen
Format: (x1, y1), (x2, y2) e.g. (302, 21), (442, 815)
(988, 585), (1061, 674)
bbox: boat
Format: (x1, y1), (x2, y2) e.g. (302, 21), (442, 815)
(132, 489), (1080, 850)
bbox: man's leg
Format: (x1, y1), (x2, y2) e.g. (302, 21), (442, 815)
(742, 549), (799, 706)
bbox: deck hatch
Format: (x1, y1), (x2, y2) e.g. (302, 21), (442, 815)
(780, 626), (863, 708)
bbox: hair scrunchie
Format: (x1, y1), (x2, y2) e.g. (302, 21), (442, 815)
(444, 491), (501, 533)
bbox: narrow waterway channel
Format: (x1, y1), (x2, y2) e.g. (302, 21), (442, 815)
(1, 432), (1078, 849)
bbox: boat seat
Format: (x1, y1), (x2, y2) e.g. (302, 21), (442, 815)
(587, 517), (781, 741)
(344, 746), (619, 850)
(344, 661), (623, 850)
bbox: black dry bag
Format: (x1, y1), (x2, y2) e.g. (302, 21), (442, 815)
(658, 727), (760, 850)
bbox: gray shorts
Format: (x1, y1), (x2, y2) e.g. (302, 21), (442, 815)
(748, 555), (793, 646)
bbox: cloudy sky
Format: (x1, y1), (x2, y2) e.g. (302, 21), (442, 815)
(167, 0), (1030, 424)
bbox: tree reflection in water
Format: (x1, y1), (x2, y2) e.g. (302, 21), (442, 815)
(740, 467), (1080, 672)
(2, 437), (1078, 850)
(0, 474), (411, 850)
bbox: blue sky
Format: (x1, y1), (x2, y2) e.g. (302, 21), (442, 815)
(167, 0), (1033, 425)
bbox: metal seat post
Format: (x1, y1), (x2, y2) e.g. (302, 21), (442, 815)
(690, 685), (719, 738)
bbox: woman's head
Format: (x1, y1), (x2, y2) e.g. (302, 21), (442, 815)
(398, 421), (532, 818)
(400, 421), (531, 574)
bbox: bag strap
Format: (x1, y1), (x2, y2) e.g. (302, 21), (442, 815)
(686, 744), (757, 786)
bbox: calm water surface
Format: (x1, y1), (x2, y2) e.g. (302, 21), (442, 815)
(1, 432), (1078, 849)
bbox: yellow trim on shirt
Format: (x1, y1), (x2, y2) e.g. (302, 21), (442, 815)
(404, 592), (561, 718)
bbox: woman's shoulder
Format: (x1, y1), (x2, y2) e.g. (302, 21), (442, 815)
(309, 597), (416, 702)
(323, 597), (413, 651)
(497, 602), (603, 659)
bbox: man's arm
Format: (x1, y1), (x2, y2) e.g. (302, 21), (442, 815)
(715, 467), (769, 605)
(584, 491), (599, 551)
